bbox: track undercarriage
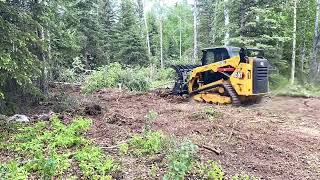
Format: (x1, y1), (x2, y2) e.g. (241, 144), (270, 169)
(172, 64), (242, 105)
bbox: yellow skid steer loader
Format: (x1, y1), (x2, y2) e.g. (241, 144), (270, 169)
(172, 46), (269, 105)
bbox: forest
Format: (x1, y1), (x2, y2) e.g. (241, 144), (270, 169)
(0, 0), (320, 179)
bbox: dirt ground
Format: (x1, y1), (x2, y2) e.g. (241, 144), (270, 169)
(31, 85), (320, 179)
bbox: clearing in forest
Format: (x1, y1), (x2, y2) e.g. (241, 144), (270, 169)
(1, 86), (320, 179)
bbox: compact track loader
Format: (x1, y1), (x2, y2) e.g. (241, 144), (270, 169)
(172, 46), (269, 105)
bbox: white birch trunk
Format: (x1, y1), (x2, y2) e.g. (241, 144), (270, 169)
(290, 0), (297, 85)
(193, 0), (198, 64)
(224, 0), (229, 46)
(143, 0), (151, 57)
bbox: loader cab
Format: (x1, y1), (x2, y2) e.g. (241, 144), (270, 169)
(201, 47), (240, 66)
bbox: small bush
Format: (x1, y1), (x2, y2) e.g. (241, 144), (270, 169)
(118, 143), (129, 156)
(75, 146), (117, 178)
(119, 67), (151, 91)
(269, 74), (289, 90)
(129, 131), (165, 156)
(0, 161), (29, 180)
(164, 141), (197, 180)
(82, 63), (123, 93)
(195, 160), (225, 180)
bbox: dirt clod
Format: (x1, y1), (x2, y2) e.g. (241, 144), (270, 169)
(84, 104), (102, 116)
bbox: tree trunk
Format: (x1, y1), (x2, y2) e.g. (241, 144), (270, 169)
(224, 0), (230, 46)
(193, 0), (198, 64)
(300, 0), (309, 76)
(142, 0), (151, 57)
(310, 0), (320, 83)
(212, 1), (219, 45)
(160, 17), (164, 68)
(39, 25), (48, 95)
(179, 17), (182, 61)
(291, 0), (297, 85)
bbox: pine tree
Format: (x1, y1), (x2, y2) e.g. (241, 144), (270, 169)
(100, 0), (117, 65)
(115, 0), (149, 66)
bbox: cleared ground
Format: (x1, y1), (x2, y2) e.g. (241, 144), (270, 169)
(24, 86), (320, 179)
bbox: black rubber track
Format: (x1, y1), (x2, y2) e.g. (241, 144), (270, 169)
(222, 82), (241, 106)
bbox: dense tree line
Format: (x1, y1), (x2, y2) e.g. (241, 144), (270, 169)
(1, 0), (320, 114)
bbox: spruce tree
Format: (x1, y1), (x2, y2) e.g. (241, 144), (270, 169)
(115, 0), (149, 66)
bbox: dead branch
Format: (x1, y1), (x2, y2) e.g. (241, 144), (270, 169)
(100, 139), (131, 149)
(197, 144), (221, 155)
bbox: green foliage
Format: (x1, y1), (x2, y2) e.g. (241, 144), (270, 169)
(0, 2), (42, 98)
(195, 160), (225, 180)
(269, 74), (289, 90)
(75, 146), (117, 178)
(164, 141), (197, 180)
(118, 143), (129, 156)
(83, 63), (174, 93)
(149, 163), (160, 178)
(273, 83), (320, 98)
(120, 67), (151, 91)
(83, 63), (123, 93)
(114, 0), (149, 66)
(83, 63), (152, 93)
(0, 117), (117, 179)
(0, 161), (29, 180)
(129, 131), (165, 156)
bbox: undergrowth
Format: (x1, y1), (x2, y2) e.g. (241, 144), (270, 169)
(164, 141), (197, 180)
(82, 63), (174, 93)
(127, 131), (166, 156)
(270, 74), (320, 97)
(0, 117), (118, 179)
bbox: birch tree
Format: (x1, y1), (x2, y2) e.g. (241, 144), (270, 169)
(291, 0), (297, 85)
(193, 0), (198, 64)
(310, 0), (320, 83)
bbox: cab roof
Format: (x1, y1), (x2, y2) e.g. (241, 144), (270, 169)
(202, 46), (240, 52)
(202, 46), (263, 52)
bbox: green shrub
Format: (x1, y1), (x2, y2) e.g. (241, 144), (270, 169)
(75, 146), (117, 178)
(0, 161), (29, 180)
(129, 131), (165, 156)
(164, 141), (197, 180)
(119, 67), (151, 91)
(195, 160), (225, 180)
(269, 74), (289, 90)
(118, 143), (129, 156)
(82, 63), (123, 93)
